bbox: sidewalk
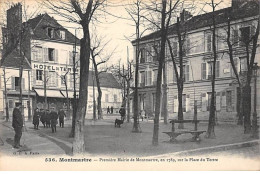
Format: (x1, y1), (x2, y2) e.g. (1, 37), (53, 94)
(0, 118), (259, 157)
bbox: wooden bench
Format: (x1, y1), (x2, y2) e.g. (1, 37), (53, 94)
(163, 119), (206, 142)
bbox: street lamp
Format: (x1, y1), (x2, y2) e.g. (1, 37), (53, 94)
(252, 62), (258, 138)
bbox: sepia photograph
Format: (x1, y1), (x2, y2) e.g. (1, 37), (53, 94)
(0, 0), (259, 171)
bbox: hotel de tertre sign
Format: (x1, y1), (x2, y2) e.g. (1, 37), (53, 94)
(32, 63), (79, 73)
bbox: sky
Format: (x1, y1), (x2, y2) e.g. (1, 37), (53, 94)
(0, 0), (232, 67)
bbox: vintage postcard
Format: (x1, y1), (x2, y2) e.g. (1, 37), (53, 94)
(0, 0), (259, 171)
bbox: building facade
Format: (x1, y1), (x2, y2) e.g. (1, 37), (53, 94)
(1, 4), (122, 120)
(132, 0), (260, 121)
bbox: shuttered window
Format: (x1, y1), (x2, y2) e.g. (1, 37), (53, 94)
(201, 63), (207, 80)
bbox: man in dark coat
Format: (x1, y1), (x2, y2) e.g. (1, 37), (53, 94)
(119, 106), (126, 121)
(107, 106), (110, 114)
(111, 106), (113, 114)
(50, 108), (58, 133)
(45, 110), (51, 128)
(12, 102), (23, 149)
(33, 108), (40, 129)
(40, 109), (46, 128)
(58, 109), (66, 128)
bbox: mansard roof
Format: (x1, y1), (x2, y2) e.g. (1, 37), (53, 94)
(132, 0), (259, 44)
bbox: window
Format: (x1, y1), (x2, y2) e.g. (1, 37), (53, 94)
(207, 92), (212, 111)
(114, 94), (117, 102)
(48, 48), (54, 61)
(153, 69), (158, 85)
(36, 70), (43, 81)
(105, 94), (109, 102)
(172, 42), (178, 56)
(47, 28), (54, 38)
(184, 65), (189, 82)
(240, 57), (247, 73)
(61, 75), (66, 85)
(226, 91), (232, 111)
(15, 77), (20, 90)
(232, 29), (239, 47)
(201, 63), (207, 80)
(206, 33), (212, 52)
(139, 71), (145, 87)
(32, 47), (43, 62)
(240, 26), (250, 45)
(145, 71), (152, 86)
(208, 61), (220, 79)
(59, 31), (65, 40)
(48, 71), (56, 86)
(140, 48), (145, 63)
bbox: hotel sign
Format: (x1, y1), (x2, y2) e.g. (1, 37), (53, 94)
(32, 63), (79, 72)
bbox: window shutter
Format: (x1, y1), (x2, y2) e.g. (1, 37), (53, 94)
(32, 69), (36, 86)
(221, 92), (226, 107)
(201, 93), (207, 111)
(54, 49), (58, 63)
(186, 65), (189, 81)
(173, 96), (178, 113)
(31, 47), (37, 61)
(70, 74), (73, 89)
(69, 52), (73, 65)
(43, 48), (48, 62)
(11, 77), (15, 90)
(216, 61), (220, 78)
(22, 78), (25, 90)
(38, 48), (43, 62)
(201, 63), (206, 80)
(216, 92), (221, 111)
(186, 94), (190, 112)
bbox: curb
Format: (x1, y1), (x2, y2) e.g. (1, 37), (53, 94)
(151, 139), (260, 158)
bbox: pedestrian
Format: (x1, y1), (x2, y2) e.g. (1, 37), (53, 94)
(111, 106), (113, 114)
(58, 109), (66, 128)
(119, 106), (126, 121)
(50, 108), (58, 133)
(40, 109), (46, 128)
(12, 102), (23, 149)
(45, 110), (51, 128)
(107, 106), (110, 114)
(33, 108), (40, 129)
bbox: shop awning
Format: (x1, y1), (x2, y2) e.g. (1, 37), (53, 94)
(34, 89), (64, 98)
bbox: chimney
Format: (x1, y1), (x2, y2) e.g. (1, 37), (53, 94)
(7, 3), (22, 30)
(180, 9), (192, 22)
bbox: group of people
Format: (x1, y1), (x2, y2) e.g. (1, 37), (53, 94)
(33, 108), (66, 133)
(107, 106), (114, 114)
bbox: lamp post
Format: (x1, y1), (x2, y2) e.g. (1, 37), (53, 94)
(252, 62), (258, 138)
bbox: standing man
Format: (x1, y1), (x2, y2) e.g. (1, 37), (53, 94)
(58, 109), (66, 128)
(12, 102), (23, 149)
(119, 106), (126, 121)
(33, 108), (40, 129)
(50, 108), (58, 133)
(111, 106), (113, 114)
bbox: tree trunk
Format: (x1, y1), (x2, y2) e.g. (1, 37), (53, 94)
(243, 84), (251, 134)
(152, 0), (167, 145)
(237, 87), (243, 125)
(132, 3), (141, 133)
(206, 1), (217, 138)
(177, 86), (184, 128)
(93, 59), (103, 120)
(161, 62), (168, 124)
(127, 80), (130, 123)
(72, 25), (91, 154)
(3, 68), (9, 122)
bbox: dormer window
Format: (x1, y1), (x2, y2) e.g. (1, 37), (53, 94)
(59, 31), (65, 40)
(47, 28), (54, 38)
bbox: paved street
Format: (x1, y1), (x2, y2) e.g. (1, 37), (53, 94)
(0, 116), (259, 158)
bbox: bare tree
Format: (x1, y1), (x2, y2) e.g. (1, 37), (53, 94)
(45, 0), (107, 154)
(90, 34), (114, 120)
(2, 67), (10, 121)
(126, 0), (147, 133)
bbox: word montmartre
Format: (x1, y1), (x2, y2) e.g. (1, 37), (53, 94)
(59, 158), (92, 162)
